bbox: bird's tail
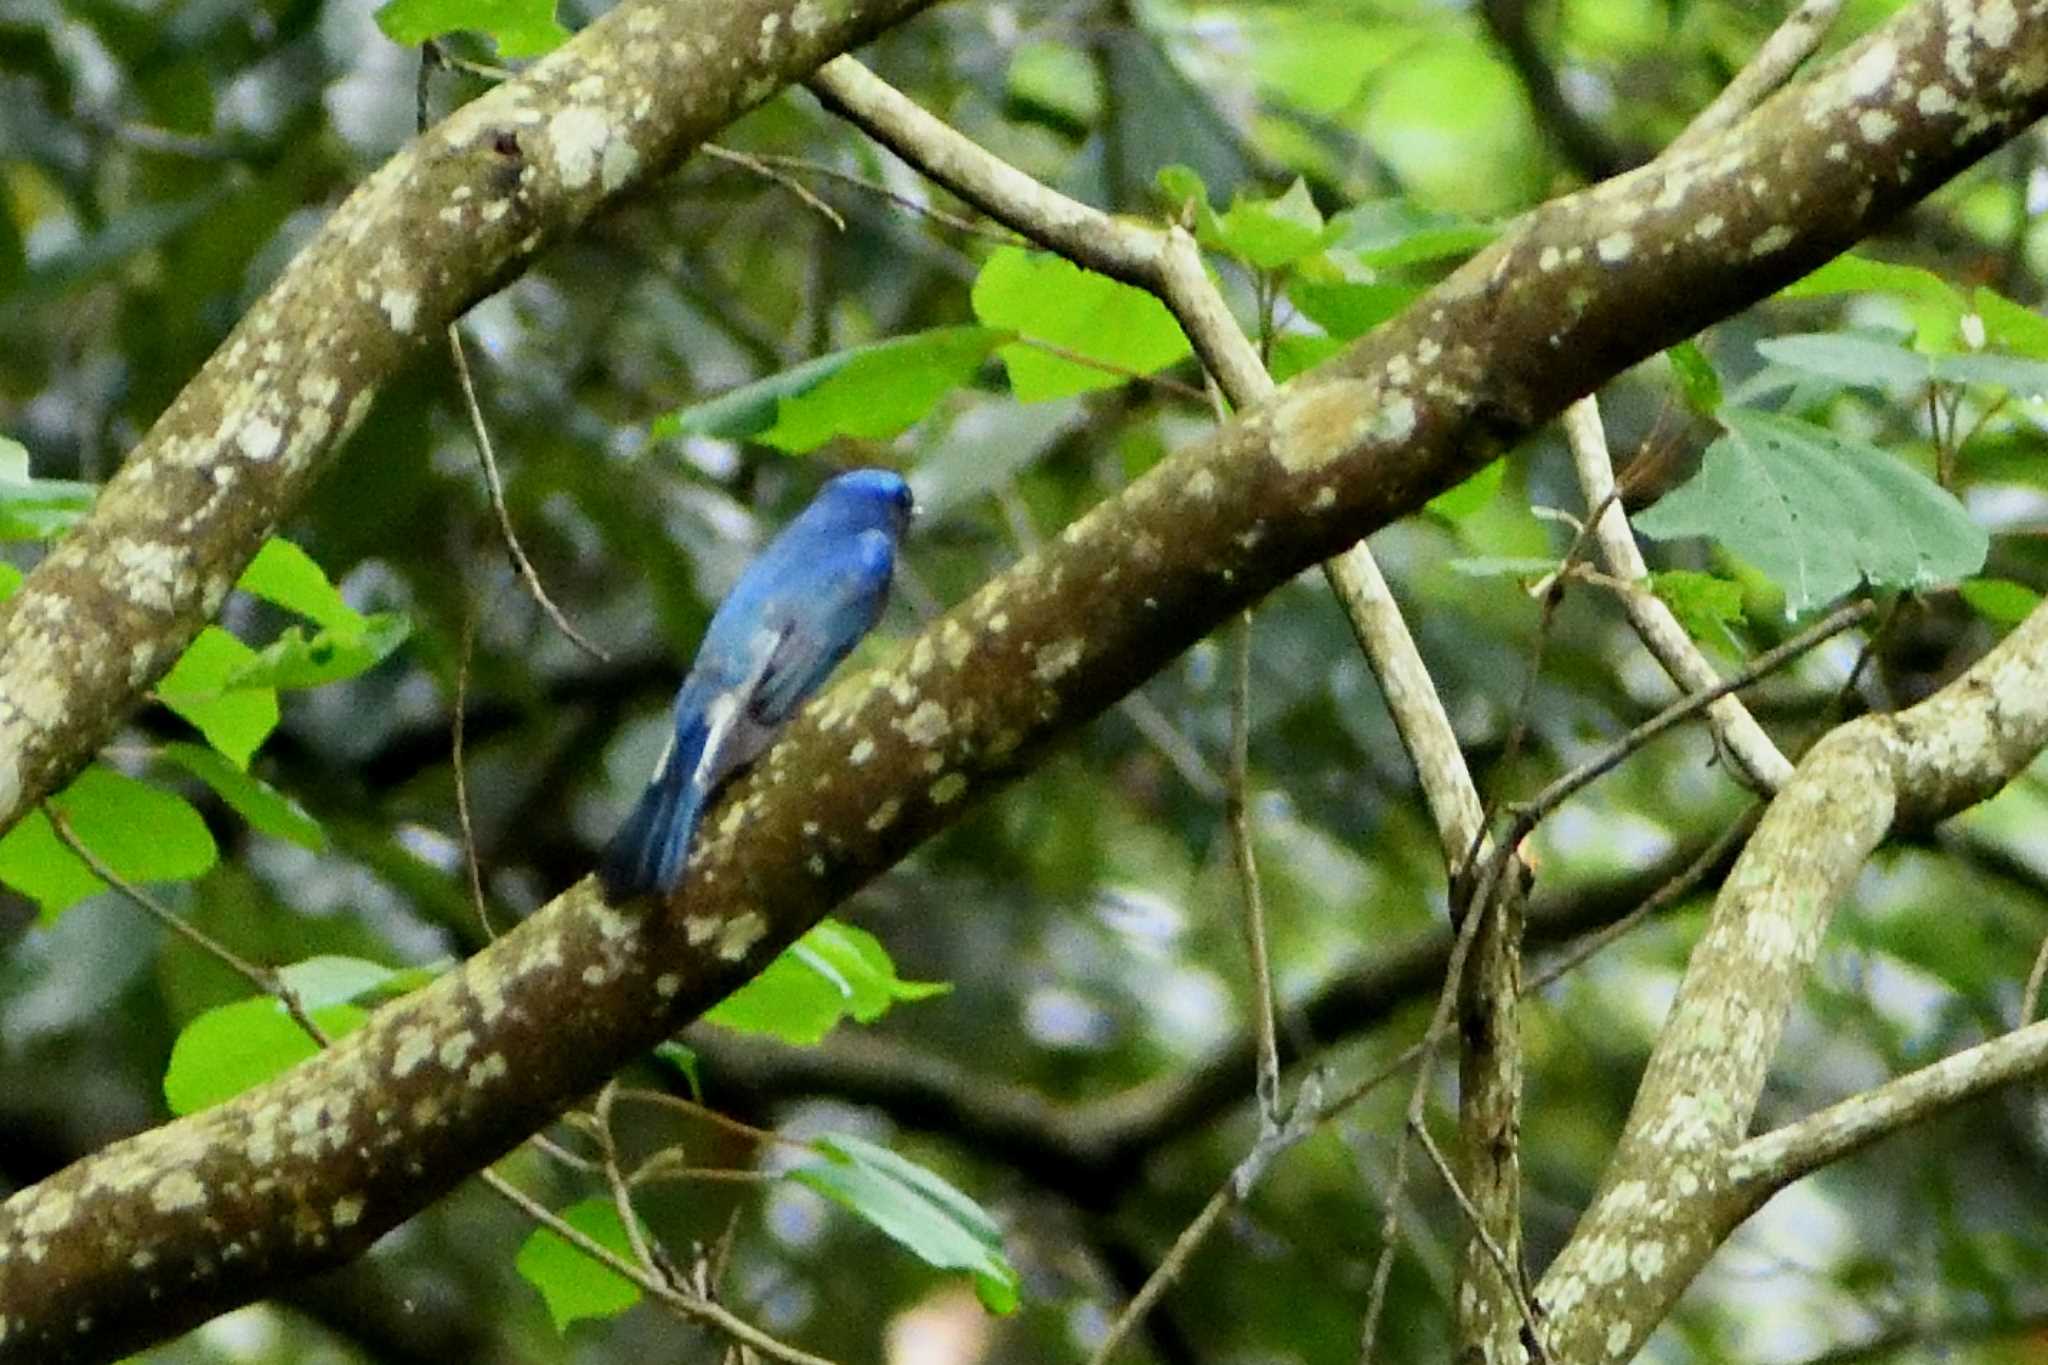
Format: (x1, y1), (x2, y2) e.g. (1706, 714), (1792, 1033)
(598, 724), (709, 902)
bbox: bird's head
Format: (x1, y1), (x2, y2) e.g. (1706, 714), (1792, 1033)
(818, 468), (915, 540)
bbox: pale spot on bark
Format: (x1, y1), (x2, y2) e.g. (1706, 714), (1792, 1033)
(547, 107), (613, 190)
(150, 1170), (204, 1214)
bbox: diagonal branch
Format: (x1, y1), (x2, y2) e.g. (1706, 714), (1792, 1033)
(1534, 602), (2048, 1360)
(5, 3), (2048, 1360)
(0, 0), (943, 840)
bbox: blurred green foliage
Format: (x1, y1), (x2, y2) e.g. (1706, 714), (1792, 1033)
(6, 0), (2048, 1361)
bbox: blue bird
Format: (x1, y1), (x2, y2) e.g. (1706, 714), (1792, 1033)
(599, 468), (915, 902)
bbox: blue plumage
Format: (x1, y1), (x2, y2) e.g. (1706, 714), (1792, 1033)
(598, 469), (914, 901)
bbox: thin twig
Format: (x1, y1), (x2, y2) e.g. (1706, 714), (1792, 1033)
(702, 144), (847, 231)
(448, 323), (612, 663)
(1561, 397), (1793, 793)
(593, 1082), (665, 1284)
(709, 147), (1020, 243)
(1664, 0), (1846, 157)
(611, 1085), (814, 1153)
(1529, 803), (1764, 992)
(1085, 1187), (1233, 1365)
(1507, 599), (1874, 837)
(1409, 1117), (1550, 1365)
(48, 808), (331, 1046)
(1229, 614), (1283, 1125)
(478, 1168), (839, 1365)
(2020, 934), (2048, 1027)
(528, 1130), (604, 1176)
(1358, 861), (1500, 1364)
(1010, 335), (1209, 402)
(450, 609), (496, 940)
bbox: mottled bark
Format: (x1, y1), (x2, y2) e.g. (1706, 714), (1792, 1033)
(3, 1), (2047, 1361)
(0, 0), (941, 839)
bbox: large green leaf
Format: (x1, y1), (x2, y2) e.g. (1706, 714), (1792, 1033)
(789, 1133), (1019, 1313)
(1759, 332), (2048, 398)
(514, 1197), (642, 1329)
(0, 765), (219, 919)
(705, 919), (947, 1046)
(159, 743), (324, 850)
(1635, 407), (1987, 614)
(1207, 179), (1336, 270)
(222, 614), (412, 690)
(1328, 199), (1499, 269)
(162, 957), (397, 1114)
(655, 327), (1003, 452)
(1974, 285), (2048, 359)
(238, 538), (366, 631)
(375, 0), (568, 57)
(971, 248), (1192, 401)
(1781, 254), (1967, 350)
(1286, 280), (1417, 341)
(155, 626), (279, 768)
(0, 436), (96, 540)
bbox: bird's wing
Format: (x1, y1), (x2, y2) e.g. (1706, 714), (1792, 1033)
(686, 623), (788, 797)
(748, 529), (895, 726)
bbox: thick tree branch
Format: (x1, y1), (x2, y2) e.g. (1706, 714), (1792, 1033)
(813, 54), (1535, 1349)
(0, 0), (942, 838)
(1728, 1016), (2048, 1194)
(1535, 602), (2048, 1361)
(4, 1), (2047, 1359)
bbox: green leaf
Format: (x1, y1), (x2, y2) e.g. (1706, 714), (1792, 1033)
(0, 765), (218, 919)
(0, 563), (22, 604)
(223, 614), (411, 690)
(1241, 14), (1410, 116)
(1929, 350), (2048, 397)
(1756, 332), (1932, 391)
(652, 1040), (702, 1101)
(238, 539), (365, 630)
(790, 1133), (1019, 1314)
(762, 328), (1004, 451)
(970, 248), (1192, 401)
(1666, 341), (1722, 416)
(1781, 254), (1967, 350)
(159, 742), (325, 850)
(1268, 334), (1347, 383)
(1155, 165), (1223, 239)
(1006, 40), (1101, 125)
(1328, 200), (1498, 269)
(1635, 408), (1988, 614)
(275, 955), (400, 1008)
(1427, 461), (1504, 522)
(163, 995), (368, 1114)
(1958, 577), (2041, 629)
(1766, 329), (2048, 398)
(655, 327), (1003, 451)
(1208, 179), (1332, 270)
(514, 1197), (642, 1329)
(1649, 569), (1748, 642)
(0, 436), (97, 540)
(705, 919), (948, 1046)
(1286, 281), (1417, 341)
(155, 626), (280, 767)
(1973, 286), (2048, 359)
(375, 0), (568, 57)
